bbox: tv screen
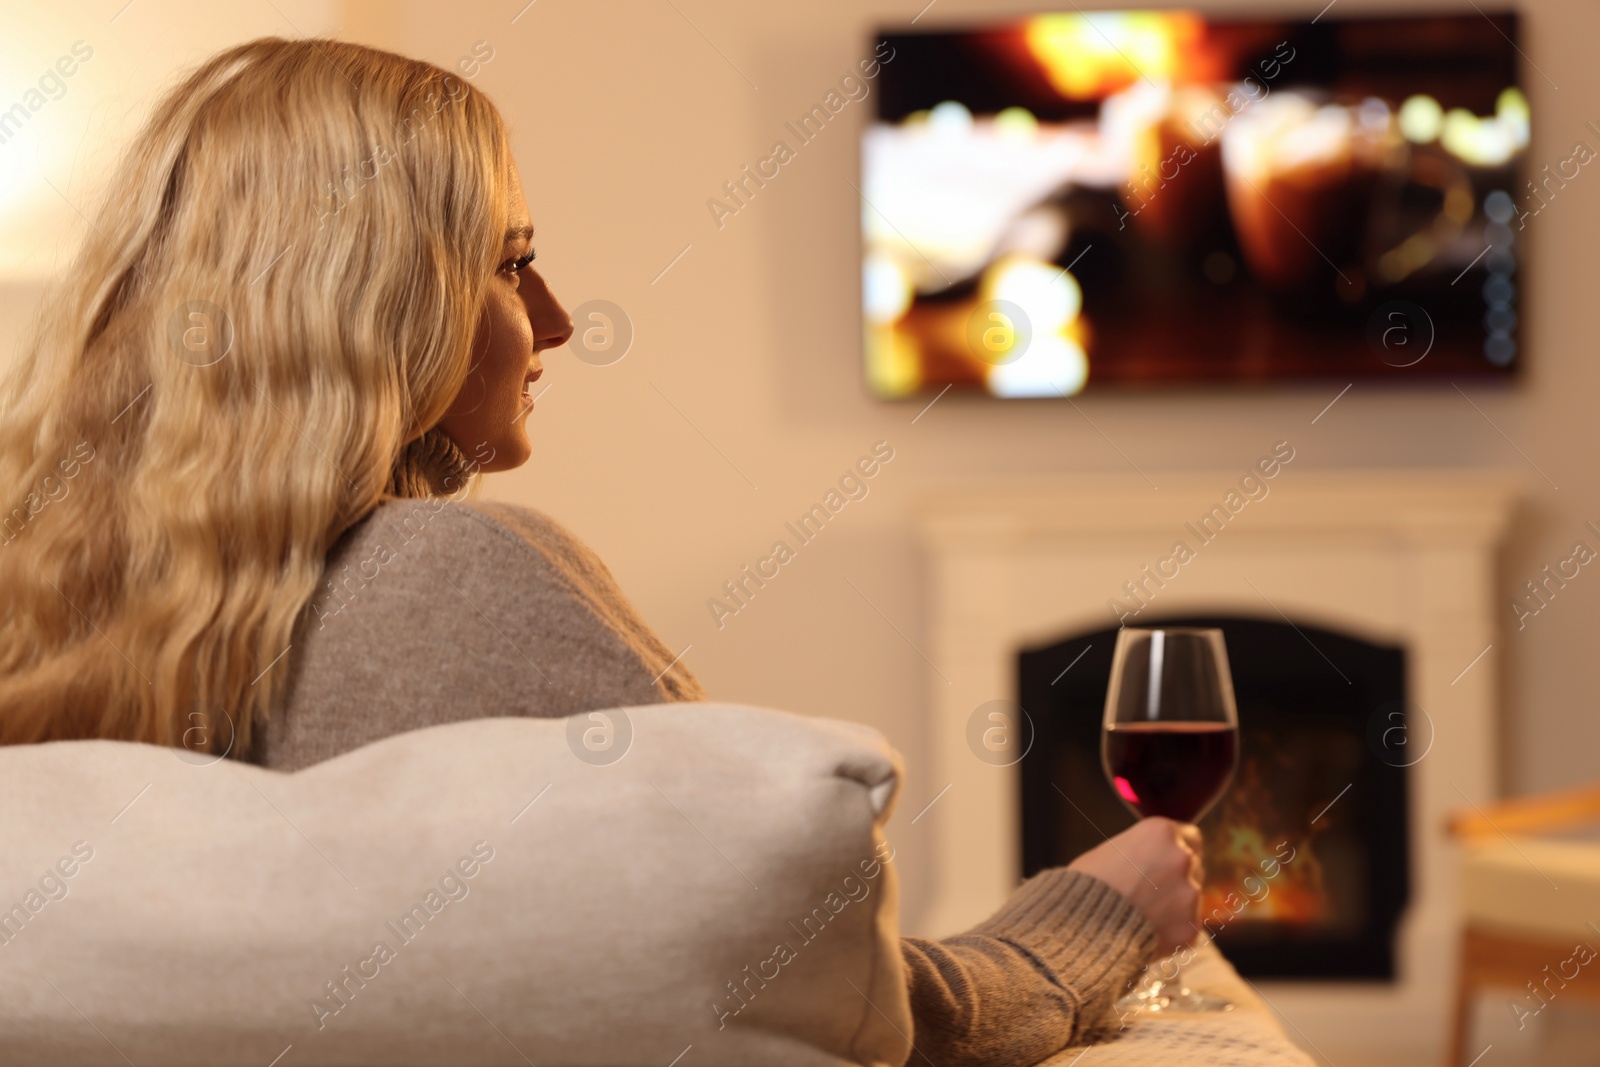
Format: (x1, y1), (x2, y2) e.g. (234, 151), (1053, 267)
(861, 9), (1528, 397)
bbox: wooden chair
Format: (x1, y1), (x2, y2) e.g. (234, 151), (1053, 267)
(1446, 782), (1600, 1066)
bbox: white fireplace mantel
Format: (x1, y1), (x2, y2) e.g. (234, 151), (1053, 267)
(912, 469), (1519, 1058)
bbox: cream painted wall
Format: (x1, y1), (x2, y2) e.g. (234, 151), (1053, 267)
(2, 0), (1596, 944)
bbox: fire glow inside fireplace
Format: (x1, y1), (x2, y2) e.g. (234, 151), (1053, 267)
(1019, 615), (1410, 979)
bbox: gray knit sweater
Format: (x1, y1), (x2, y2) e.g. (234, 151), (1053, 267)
(248, 494), (1160, 1066)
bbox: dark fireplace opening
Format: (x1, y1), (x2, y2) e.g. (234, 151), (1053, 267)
(1019, 615), (1410, 980)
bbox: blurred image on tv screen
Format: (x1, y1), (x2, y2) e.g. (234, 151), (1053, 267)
(861, 10), (1529, 397)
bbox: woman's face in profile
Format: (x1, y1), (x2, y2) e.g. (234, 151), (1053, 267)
(436, 160), (573, 471)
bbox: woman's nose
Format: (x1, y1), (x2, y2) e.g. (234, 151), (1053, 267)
(540, 308), (575, 351)
(524, 270), (574, 351)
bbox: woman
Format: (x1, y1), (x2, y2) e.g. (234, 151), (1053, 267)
(0, 38), (1202, 1066)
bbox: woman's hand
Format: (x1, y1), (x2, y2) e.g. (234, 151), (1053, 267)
(1066, 817), (1204, 954)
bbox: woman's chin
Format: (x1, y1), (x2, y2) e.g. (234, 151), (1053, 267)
(479, 427), (533, 473)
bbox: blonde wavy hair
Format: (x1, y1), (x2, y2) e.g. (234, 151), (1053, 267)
(0, 37), (510, 754)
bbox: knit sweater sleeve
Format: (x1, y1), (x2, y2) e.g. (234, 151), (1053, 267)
(898, 869), (1161, 1067)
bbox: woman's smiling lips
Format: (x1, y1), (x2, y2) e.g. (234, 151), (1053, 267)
(515, 367), (543, 420)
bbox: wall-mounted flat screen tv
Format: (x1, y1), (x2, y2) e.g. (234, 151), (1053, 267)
(861, 10), (1528, 397)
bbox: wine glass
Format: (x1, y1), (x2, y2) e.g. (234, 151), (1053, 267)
(1101, 626), (1240, 1013)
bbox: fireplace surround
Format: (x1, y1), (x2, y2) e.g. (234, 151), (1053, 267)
(911, 470), (1517, 1057)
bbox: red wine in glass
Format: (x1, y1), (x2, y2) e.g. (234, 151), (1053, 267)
(1104, 721), (1239, 822)
(1100, 626), (1240, 1013)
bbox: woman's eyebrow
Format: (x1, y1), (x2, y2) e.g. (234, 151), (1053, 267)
(505, 224), (535, 242)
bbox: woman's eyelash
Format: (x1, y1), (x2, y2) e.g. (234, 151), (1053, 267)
(502, 248), (536, 274)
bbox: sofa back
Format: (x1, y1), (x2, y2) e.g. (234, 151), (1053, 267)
(0, 703), (911, 1066)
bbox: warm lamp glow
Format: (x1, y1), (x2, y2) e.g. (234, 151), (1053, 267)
(0, 3), (338, 280)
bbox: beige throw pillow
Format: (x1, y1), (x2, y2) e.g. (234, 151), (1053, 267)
(0, 703), (911, 1067)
